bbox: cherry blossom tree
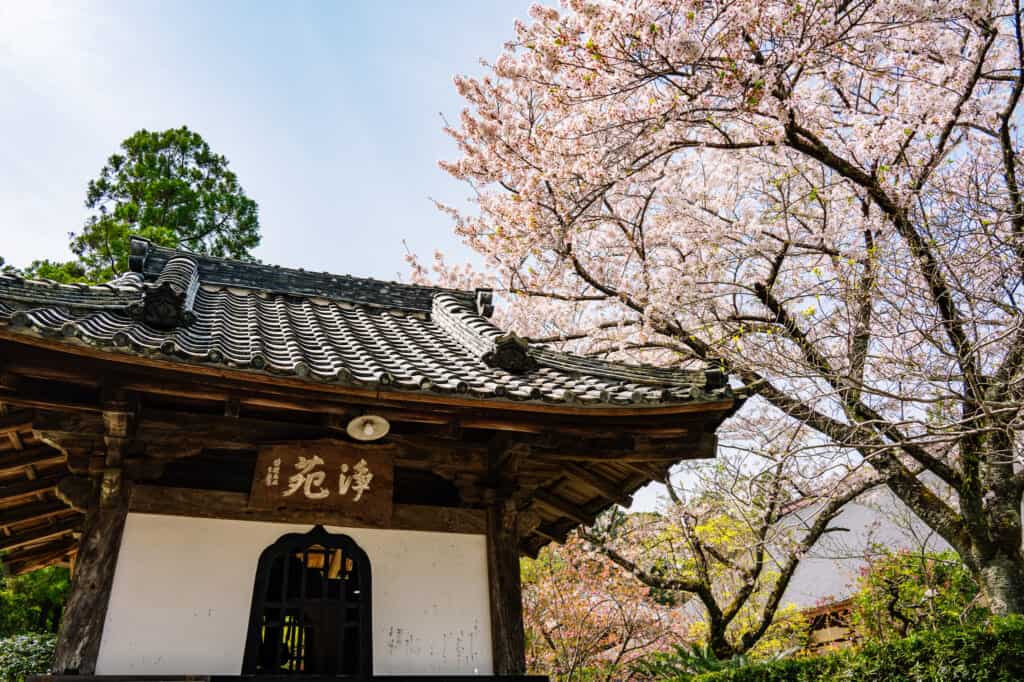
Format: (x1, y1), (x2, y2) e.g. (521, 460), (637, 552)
(578, 431), (842, 660)
(440, 0), (1024, 613)
(521, 534), (683, 680)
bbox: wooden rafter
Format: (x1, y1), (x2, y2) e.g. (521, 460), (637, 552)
(0, 411), (33, 434)
(1, 536), (77, 576)
(0, 473), (63, 504)
(560, 463), (633, 507)
(0, 446), (65, 478)
(531, 489), (594, 526)
(0, 338), (734, 420)
(0, 499), (72, 529)
(0, 515), (80, 553)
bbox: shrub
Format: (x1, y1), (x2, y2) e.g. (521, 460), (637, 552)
(0, 633), (56, 682)
(0, 567), (70, 638)
(632, 643), (751, 678)
(849, 549), (983, 641)
(691, 616), (1024, 681)
(632, 642), (802, 679)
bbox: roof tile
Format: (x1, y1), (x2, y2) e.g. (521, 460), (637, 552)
(0, 238), (731, 408)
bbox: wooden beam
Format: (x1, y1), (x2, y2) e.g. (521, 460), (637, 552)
(462, 416), (692, 439)
(0, 515), (80, 553)
(138, 409), (320, 451)
(0, 333), (735, 418)
(0, 411), (33, 435)
(13, 361), (730, 466)
(53, 497), (127, 675)
(0, 473), (63, 504)
(56, 475), (99, 511)
(36, 408), (323, 453)
(129, 485), (486, 535)
(0, 499), (71, 529)
(0, 445), (65, 478)
(33, 409), (494, 472)
(530, 523), (569, 545)
(531, 489), (594, 526)
(536, 519), (576, 544)
(533, 448), (702, 462)
(387, 434), (488, 472)
(486, 499), (526, 675)
(33, 401), (695, 463)
(560, 463), (633, 507)
(2, 536), (78, 576)
(0, 376), (101, 414)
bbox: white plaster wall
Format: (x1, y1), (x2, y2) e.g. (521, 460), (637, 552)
(95, 513), (492, 676)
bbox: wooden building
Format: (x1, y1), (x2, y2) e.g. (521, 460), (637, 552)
(0, 237), (735, 680)
(802, 599), (856, 652)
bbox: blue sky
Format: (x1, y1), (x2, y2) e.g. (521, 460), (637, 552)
(0, 0), (528, 277)
(0, 1), (672, 510)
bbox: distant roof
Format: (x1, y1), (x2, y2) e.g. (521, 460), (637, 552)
(0, 237), (729, 409)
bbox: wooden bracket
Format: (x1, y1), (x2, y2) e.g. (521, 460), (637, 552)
(224, 396), (241, 418)
(55, 476), (99, 512)
(99, 389), (138, 506)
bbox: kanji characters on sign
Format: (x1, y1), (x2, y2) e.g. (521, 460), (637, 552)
(276, 455), (374, 503)
(249, 440), (394, 526)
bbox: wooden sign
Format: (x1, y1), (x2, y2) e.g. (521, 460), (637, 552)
(249, 439), (394, 526)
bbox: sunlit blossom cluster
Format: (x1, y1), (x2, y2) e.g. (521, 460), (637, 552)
(432, 0), (1024, 609)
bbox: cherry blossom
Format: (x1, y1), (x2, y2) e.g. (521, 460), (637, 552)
(438, 0), (1024, 613)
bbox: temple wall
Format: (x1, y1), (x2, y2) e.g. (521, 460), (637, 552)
(94, 513), (492, 676)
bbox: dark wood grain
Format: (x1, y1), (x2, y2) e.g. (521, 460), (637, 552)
(52, 497), (128, 674)
(248, 440), (394, 527)
(487, 500), (526, 675)
(130, 485), (485, 535)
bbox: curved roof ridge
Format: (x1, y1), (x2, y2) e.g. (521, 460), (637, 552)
(432, 292), (722, 389)
(130, 237), (475, 313)
(432, 293), (538, 374)
(0, 271), (144, 310)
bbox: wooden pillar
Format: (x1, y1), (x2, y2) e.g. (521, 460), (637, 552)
(51, 494), (127, 674)
(53, 399), (133, 674)
(486, 497), (526, 675)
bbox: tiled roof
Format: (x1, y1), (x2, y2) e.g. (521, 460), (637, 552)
(0, 238), (729, 408)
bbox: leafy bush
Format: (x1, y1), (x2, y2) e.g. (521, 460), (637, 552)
(850, 549), (984, 641)
(0, 567), (70, 638)
(691, 615), (1024, 681)
(0, 633), (55, 682)
(632, 643), (753, 678)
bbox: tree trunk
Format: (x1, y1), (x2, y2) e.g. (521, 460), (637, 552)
(707, 627), (736, 661)
(978, 551), (1024, 615)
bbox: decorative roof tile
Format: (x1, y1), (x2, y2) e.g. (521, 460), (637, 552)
(0, 238), (731, 408)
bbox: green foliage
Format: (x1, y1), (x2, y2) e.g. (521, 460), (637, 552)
(632, 642), (800, 680)
(16, 260), (87, 284)
(21, 126), (260, 283)
(742, 604), (808, 659)
(0, 568), (70, 638)
(632, 643), (752, 678)
(0, 634), (56, 682)
(691, 616), (1024, 682)
(850, 549), (984, 641)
